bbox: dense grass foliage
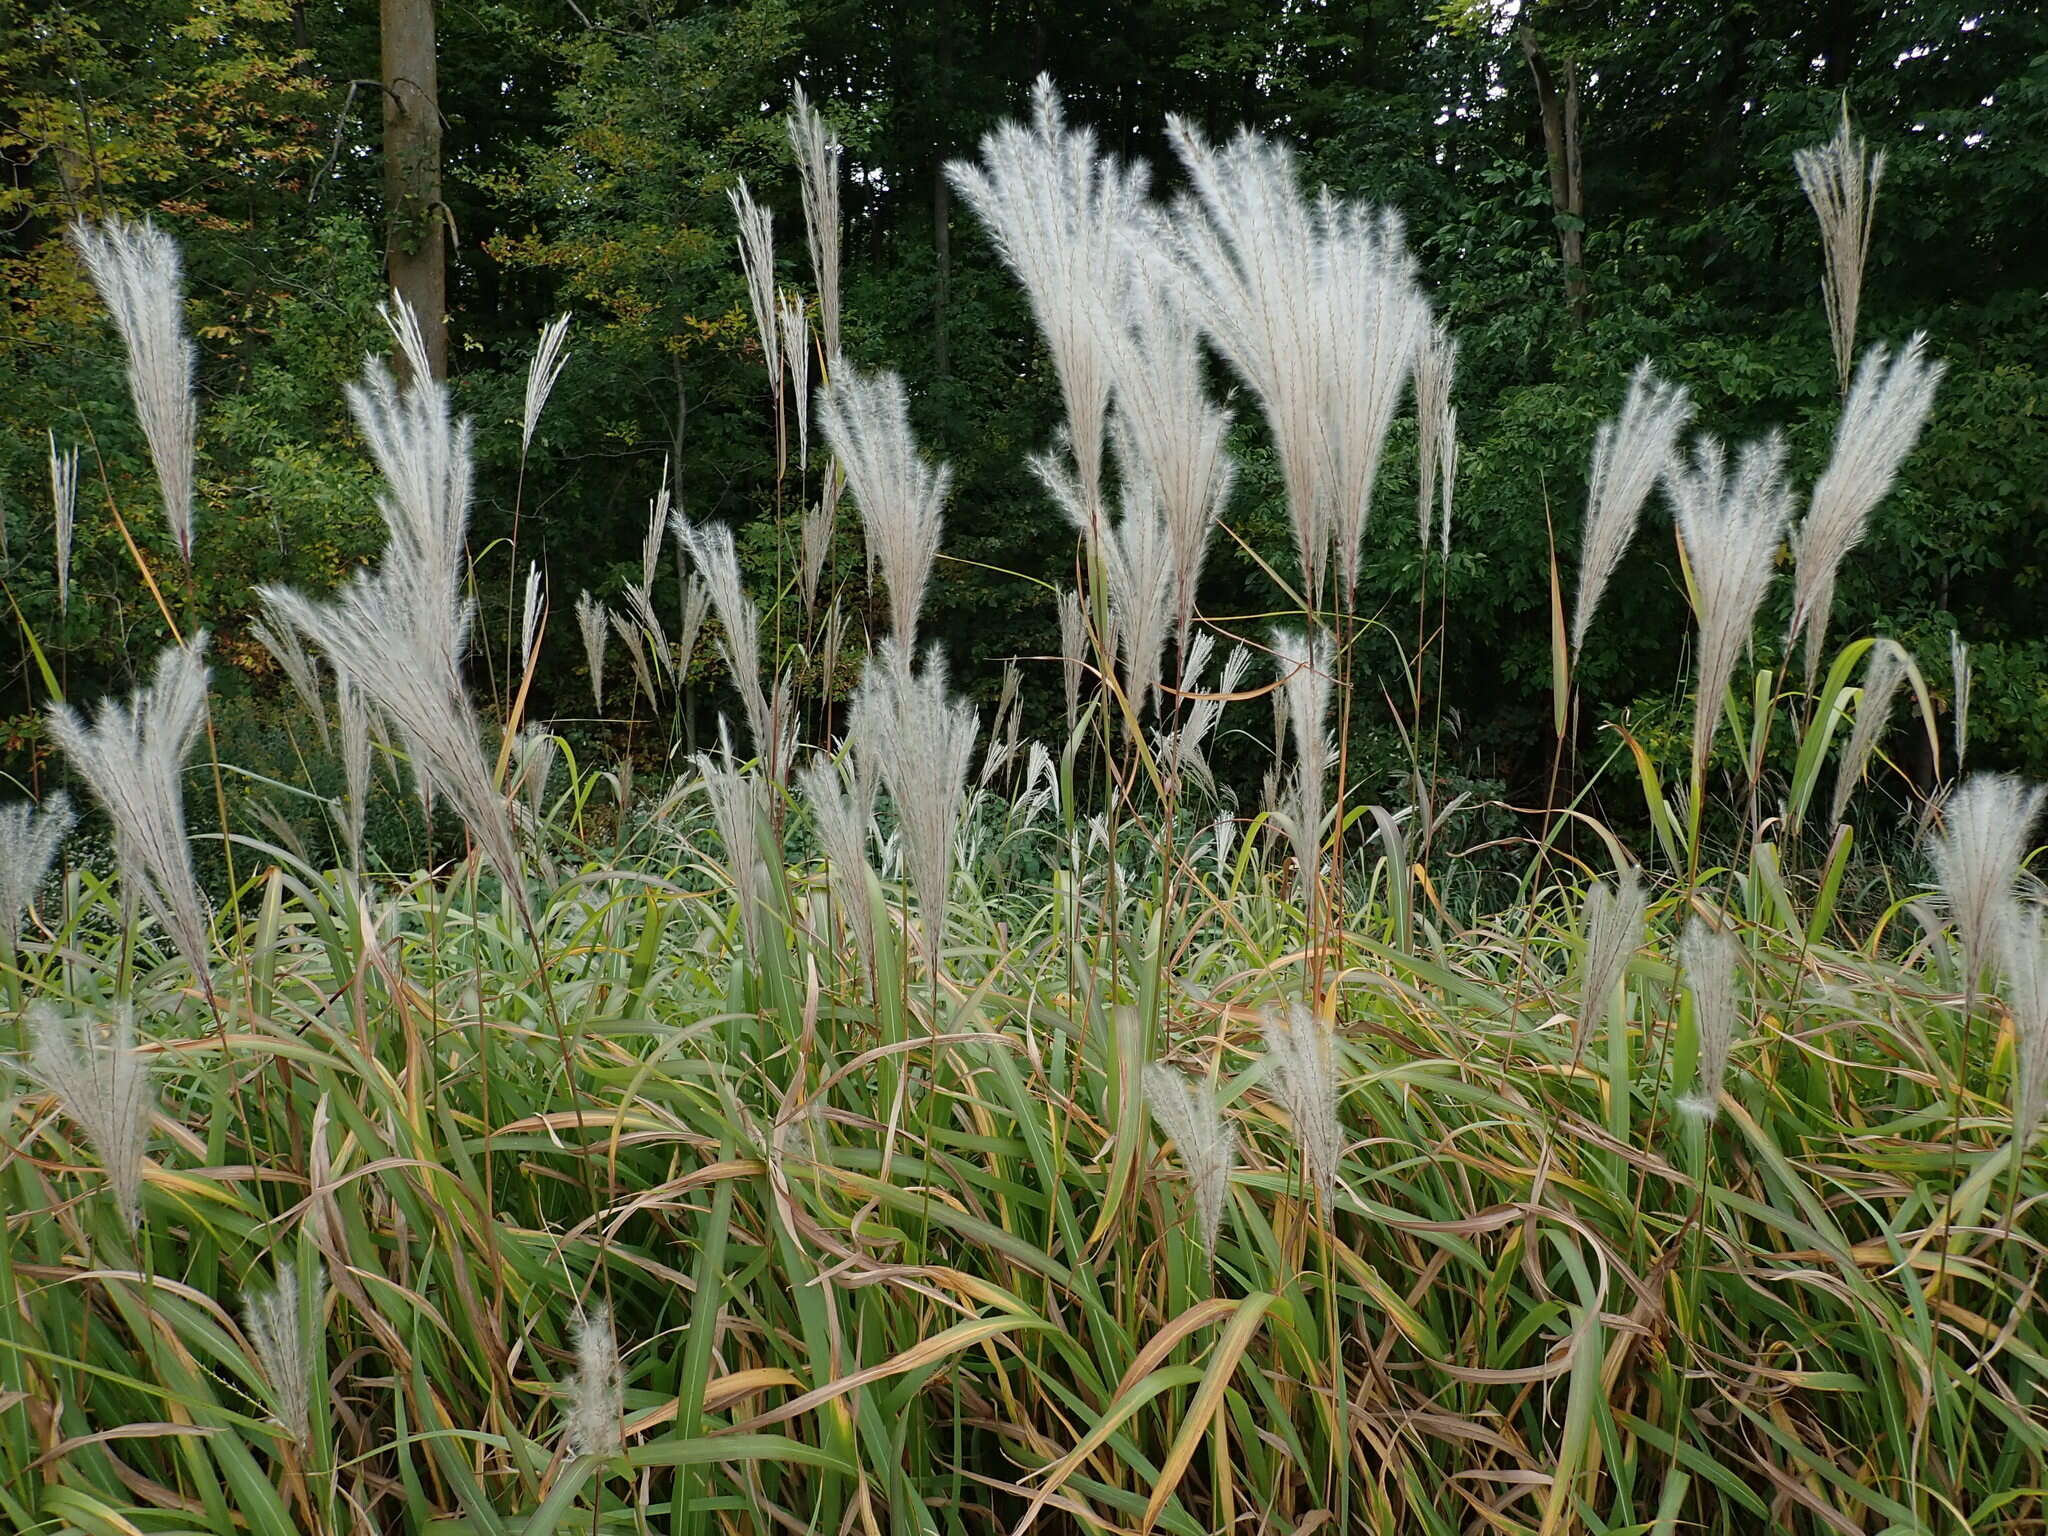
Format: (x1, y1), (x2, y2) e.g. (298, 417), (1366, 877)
(6, 71), (2048, 1536)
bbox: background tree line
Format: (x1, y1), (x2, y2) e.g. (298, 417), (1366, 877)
(3, 0), (2043, 853)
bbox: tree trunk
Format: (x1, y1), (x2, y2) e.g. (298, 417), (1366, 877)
(381, 0), (446, 379)
(1520, 28), (1587, 322)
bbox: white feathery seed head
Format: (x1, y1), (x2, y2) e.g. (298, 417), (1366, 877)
(1678, 914), (1744, 1121)
(48, 634), (213, 978)
(1577, 866), (1647, 1053)
(1, 792), (74, 959)
(25, 1004), (155, 1230)
(258, 301), (526, 917)
(1271, 628), (1334, 927)
(1437, 408), (1459, 560)
(786, 82), (843, 358)
(50, 430), (80, 614)
(779, 290), (812, 470)
(800, 500), (833, 613)
(1950, 630), (1972, 778)
(520, 562), (544, 670)
(575, 591), (609, 713)
(800, 751), (877, 973)
(564, 1303), (624, 1462)
(728, 178), (781, 409)
(521, 313), (573, 454)
(849, 641), (979, 973)
(1097, 478), (1177, 721)
(1572, 361), (1692, 655)
(1322, 201), (1428, 602)
(1929, 772), (2047, 987)
(1414, 317), (1457, 551)
(1144, 1062), (1237, 1263)
(948, 76), (1150, 536)
(672, 517), (775, 775)
(1665, 434), (1795, 781)
(68, 217), (198, 562)
(1829, 636), (1909, 829)
(1997, 899), (2048, 1150)
(1788, 335), (1943, 679)
(1261, 1003), (1342, 1216)
(1795, 103), (1885, 395)
(1158, 120), (1332, 602)
(335, 676), (370, 870)
(697, 735), (774, 958)
(1106, 273), (1235, 644)
(242, 1262), (323, 1449)
(251, 597), (327, 745)
(816, 362), (948, 649)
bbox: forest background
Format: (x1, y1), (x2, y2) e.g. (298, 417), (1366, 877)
(4, 0), (2044, 860)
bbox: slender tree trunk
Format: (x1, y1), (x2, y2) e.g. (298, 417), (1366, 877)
(1520, 28), (1587, 322)
(382, 0), (446, 378)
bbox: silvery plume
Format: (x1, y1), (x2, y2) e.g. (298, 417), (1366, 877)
(728, 178), (781, 419)
(1320, 202), (1428, 603)
(799, 751), (877, 975)
(1929, 772), (2047, 988)
(2, 792), (73, 962)
(1664, 434), (1795, 783)
(786, 82), (842, 357)
(50, 430), (79, 615)
(1413, 318), (1457, 551)
(242, 1261), (324, 1449)
(48, 634), (213, 978)
(575, 591), (609, 712)
(563, 1302), (624, 1461)
(1093, 478), (1176, 721)
(250, 595), (328, 746)
(948, 76), (1149, 536)
(521, 313), (573, 455)
(25, 1004), (155, 1230)
(698, 731), (774, 960)
(1828, 637), (1909, 829)
(1106, 273), (1235, 647)
(1997, 899), (2048, 1150)
(1787, 335), (1942, 681)
(68, 217), (198, 562)
(672, 517), (777, 776)
(1576, 866), (1647, 1055)
(780, 290), (812, 471)
(1262, 1003), (1343, 1217)
(1145, 1062), (1237, 1264)
(849, 641), (979, 974)
(1271, 629), (1334, 933)
(816, 362), (948, 650)
(258, 302), (526, 924)
(1571, 361), (1692, 655)
(1794, 103), (1884, 394)
(1677, 914), (1744, 1122)
(1158, 120), (1425, 606)
(799, 500), (833, 614)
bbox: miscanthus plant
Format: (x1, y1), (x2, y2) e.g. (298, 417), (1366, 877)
(7, 83), (2043, 1536)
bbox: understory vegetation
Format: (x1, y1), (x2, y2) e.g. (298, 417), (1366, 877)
(4, 71), (2047, 1536)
